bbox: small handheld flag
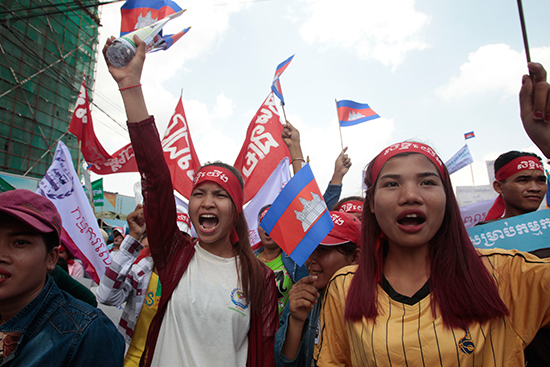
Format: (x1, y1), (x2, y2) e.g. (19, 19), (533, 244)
(336, 100), (380, 127)
(464, 131), (475, 140)
(271, 54), (295, 106)
(260, 164), (333, 266)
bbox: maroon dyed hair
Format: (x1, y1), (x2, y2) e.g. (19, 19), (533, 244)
(345, 149), (509, 329)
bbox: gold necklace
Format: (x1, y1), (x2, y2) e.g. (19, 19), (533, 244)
(260, 251), (279, 263)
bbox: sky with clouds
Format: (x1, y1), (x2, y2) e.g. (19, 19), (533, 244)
(91, 0), (550, 202)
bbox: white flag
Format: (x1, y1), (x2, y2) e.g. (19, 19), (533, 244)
(445, 144), (474, 175)
(36, 141), (110, 283)
(244, 157), (291, 248)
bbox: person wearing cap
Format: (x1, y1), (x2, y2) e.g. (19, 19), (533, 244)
(97, 204), (158, 366)
(274, 211), (360, 367)
(255, 205), (309, 315)
(104, 35), (278, 367)
(484, 150), (547, 222)
(0, 189), (124, 366)
(110, 226), (126, 252)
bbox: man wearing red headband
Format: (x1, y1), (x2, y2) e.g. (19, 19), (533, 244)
(485, 151), (547, 221)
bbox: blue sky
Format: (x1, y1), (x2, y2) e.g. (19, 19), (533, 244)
(91, 0), (550, 200)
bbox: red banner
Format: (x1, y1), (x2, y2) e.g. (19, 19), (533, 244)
(161, 97), (201, 199)
(68, 77), (138, 175)
(234, 92), (290, 204)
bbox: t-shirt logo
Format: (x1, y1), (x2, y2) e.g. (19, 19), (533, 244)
(458, 329), (475, 355)
(230, 288), (249, 310)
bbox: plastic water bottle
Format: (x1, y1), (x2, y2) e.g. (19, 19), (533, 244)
(106, 40), (136, 68)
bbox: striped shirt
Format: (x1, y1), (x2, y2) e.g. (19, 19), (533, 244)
(316, 249), (550, 366)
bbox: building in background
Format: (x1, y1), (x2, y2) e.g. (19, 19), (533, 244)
(0, 0), (101, 179)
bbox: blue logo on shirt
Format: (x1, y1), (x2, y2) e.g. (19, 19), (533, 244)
(458, 329), (475, 355)
(230, 288), (249, 310)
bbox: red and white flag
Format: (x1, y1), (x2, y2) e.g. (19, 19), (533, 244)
(161, 97), (201, 199)
(36, 141), (111, 283)
(234, 92), (290, 204)
(244, 157), (290, 248)
(69, 77), (138, 175)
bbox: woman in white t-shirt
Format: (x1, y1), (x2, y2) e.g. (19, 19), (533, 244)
(103, 35), (279, 367)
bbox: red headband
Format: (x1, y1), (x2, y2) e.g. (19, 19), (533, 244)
(495, 157), (543, 181)
(259, 206), (270, 223)
(336, 200), (363, 214)
(371, 142), (445, 184)
(193, 166), (244, 214)
(486, 156), (544, 221)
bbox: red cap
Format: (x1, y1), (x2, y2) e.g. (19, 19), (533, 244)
(321, 211), (361, 246)
(0, 189), (62, 244)
(113, 226), (125, 238)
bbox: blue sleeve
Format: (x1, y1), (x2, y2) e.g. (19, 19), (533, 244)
(67, 313), (125, 366)
(323, 183), (342, 211)
(274, 303), (310, 367)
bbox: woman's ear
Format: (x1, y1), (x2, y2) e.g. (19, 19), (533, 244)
(47, 246), (59, 272)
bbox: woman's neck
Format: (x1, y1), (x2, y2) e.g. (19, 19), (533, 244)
(384, 244), (430, 298)
(199, 238), (236, 258)
(260, 246), (282, 262)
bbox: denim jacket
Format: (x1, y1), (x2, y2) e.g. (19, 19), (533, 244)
(274, 291), (324, 367)
(0, 276), (124, 367)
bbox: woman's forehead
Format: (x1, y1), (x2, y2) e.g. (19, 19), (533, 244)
(379, 153), (440, 175)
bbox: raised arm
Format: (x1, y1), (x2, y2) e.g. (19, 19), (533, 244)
(282, 122), (305, 175)
(96, 205), (146, 306)
(103, 36), (184, 272)
(520, 62), (550, 158)
(324, 147), (352, 210)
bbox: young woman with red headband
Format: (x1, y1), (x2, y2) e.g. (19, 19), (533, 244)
(103, 36), (278, 367)
(316, 141), (550, 366)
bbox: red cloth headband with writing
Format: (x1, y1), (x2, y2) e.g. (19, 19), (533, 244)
(371, 142), (445, 183)
(336, 200), (363, 214)
(193, 166), (244, 214)
(495, 157), (543, 181)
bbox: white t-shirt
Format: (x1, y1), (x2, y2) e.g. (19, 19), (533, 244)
(151, 243), (251, 367)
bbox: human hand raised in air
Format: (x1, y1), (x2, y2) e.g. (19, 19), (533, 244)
(520, 62), (550, 158)
(330, 147), (352, 185)
(127, 204), (146, 241)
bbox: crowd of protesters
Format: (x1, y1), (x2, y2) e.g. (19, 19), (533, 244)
(0, 34), (549, 367)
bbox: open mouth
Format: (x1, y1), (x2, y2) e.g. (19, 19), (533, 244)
(0, 274), (10, 279)
(397, 213), (426, 226)
(199, 214), (219, 230)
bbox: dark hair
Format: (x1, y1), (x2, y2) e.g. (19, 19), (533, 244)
(494, 151), (542, 177)
(200, 162), (267, 318)
(332, 196), (364, 211)
(44, 232), (60, 253)
(257, 204), (272, 222)
(334, 241), (358, 257)
(345, 150), (509, 329)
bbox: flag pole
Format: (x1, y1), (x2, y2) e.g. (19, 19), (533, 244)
(517, 0), (531, 63)
(77, 140), (82, 178)
(335, 99), (344, 150)
(280, 101), (288, 123)
(469, 163), (475, 186)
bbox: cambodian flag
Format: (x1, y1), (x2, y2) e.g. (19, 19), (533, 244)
(464, 131), (475, 140)
(154, 26), (191, 51)
(271, 54), (294, 106)
(260, 164), (333, 266)
(337, 100), (380, 127)
(120, 0), (182, 35)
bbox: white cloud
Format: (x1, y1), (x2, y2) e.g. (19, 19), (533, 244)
(298, 0), (430, 69)
(436, 45), (550, 100)
(213, 93), (234, 119)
